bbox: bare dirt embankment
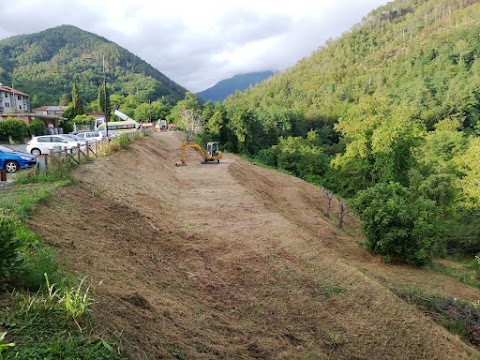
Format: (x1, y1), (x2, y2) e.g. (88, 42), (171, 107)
(27, 132), (480, 359)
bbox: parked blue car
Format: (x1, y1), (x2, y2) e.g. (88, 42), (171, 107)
(0, 145), (37, 173)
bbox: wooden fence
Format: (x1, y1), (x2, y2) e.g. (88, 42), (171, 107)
(0, 130), (153, 181)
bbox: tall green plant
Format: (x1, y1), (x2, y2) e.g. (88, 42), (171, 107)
(353, 182), (443, 266)
(0, 217), (23, 284)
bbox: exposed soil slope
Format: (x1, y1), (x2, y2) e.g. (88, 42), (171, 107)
(27, 132), (480, 359)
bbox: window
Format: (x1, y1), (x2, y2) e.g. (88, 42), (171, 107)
(19, 105), (22, 110)
(17, 95), (21, 100)
(4, 103), (9, 108)
(37, 137), (51, 143)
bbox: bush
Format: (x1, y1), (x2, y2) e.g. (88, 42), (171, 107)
(353, 182), (444, 266)
(28, 119), (46, 137)
(0, 118), (29, 142)
(0, 217), (23, 284)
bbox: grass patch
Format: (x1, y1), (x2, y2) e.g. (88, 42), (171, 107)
(394, 288), (480, 347)
(0, 282), (123, 360)
(0, 149), (129, 359)
(309, 281), (345, 298)
(430, 257), (480, 290)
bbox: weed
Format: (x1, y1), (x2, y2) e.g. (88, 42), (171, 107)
(43, 274), (93, 330)
(171, 345), (187, 360)
(0, 279), (123, 359)
(394, 288), (480, 347)
(310, 281), (344, 298)
(18, 246), (64, 291)
(0, 216), (23, 286)
(63, 276), (92, 322)
(0, 332), (15, 354)
(430, 259), (480, 290)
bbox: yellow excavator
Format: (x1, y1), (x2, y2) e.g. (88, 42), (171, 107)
(176, 142), (222, 166)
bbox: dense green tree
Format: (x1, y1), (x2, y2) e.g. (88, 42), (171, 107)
(167, 92), (202, 129)
(59, 94), (70, 106)
(455, 137), (480, 210)
(134, 101), (170, 122)
(72, 114), (95, 125)
(332, 93), (425, 191)
(71, 82), (83, 117)
(353, 182), (443, 266)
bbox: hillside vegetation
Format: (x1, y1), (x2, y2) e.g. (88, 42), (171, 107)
(185, 0), (480, 264)
(0, 25), (186, 107)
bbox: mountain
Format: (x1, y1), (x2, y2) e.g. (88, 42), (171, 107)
(222, 0), (480, 152)
(197, 71), (274, 103)
(208, 0), (480, 263)
(0, 25), (187, 107)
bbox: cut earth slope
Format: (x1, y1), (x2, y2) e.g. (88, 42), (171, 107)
(27, 132), (480, 359)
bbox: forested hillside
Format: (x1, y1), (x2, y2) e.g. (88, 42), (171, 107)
(197, 71), (274, 103)
(188, 0), (480, 264)
(0, 25), (186, 107)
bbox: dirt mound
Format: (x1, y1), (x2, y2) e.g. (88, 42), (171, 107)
(27, 132), (480, 359)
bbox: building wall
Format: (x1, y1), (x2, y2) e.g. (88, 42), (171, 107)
(0, 114), (30, 125)
(0, 88), (30, 113)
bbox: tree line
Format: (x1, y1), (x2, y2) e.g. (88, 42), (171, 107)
(166, 0), (480, 266)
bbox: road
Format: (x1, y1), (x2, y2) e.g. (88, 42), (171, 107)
(3, 143), (28, 152)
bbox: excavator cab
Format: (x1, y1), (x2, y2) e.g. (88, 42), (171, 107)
(207, 142), (220, 157)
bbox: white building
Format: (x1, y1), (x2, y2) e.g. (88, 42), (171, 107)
(0, 83), (30, 113)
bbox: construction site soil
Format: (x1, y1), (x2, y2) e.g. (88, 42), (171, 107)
(27, 132), (480, 359)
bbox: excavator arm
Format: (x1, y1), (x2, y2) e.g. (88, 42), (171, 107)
(181, 143), (207, 163)
(177, 142), (222, 166)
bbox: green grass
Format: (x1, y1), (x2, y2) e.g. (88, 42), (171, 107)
(0, 288), (123, 360)
(429, 257), (480, 290)
(0, 155), (128, 359)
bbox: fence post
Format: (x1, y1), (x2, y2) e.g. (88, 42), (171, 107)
(37, 155), (48, 175)
(0, 170), (6, 182)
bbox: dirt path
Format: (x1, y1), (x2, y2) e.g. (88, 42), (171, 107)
(27, 132), (480, 359)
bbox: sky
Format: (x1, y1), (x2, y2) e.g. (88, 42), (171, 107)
(0, 0), (390, 93)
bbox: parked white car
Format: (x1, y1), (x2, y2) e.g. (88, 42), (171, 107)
(98, 130), (121, 139)
(62, 134), (88, 147)
(75, 131), (105, 143)
(26, 135), (85, 156)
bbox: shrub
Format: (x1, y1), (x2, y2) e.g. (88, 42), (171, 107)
(28, 119), (46, 137)
(353, 182), (444, 266)
(0, 217), (24, 284)
(0, 118), (29, 142)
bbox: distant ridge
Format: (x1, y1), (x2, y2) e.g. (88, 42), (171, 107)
(197, 71), (274, 103)
(0, 25), (187, 106)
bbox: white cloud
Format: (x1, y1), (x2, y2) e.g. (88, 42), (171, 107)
(0, 0), (389, 92)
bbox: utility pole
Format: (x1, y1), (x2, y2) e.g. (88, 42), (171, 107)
(102, 55), (109, 138)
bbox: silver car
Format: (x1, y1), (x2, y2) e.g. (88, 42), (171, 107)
(75, 131), (105, 143)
